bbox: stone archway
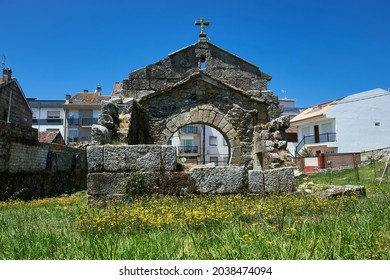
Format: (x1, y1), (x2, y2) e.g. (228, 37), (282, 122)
(156, 106), (242, 165)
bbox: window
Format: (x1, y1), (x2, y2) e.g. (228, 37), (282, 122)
(321, 123), (333, 133)
(32, 110), (38, 119)
(47, 111), (60, 119)
(179, 125), (198, 134)
(199, 57), (206, 70)
(180, 139), (197, 153)
(46, 110), (61, 123)
(93, 110), (100, 118)
(68, 110), (79, 125)
(68, 129), (78, 143)
(181, 139), (194, 147)
(209, 136), (218, 146)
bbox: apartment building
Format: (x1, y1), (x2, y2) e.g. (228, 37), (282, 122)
(28, 99), (65, 137)
(169, 124), (229, 165)
(63, 86), (110, 144)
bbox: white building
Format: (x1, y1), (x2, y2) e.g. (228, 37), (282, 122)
(28, 99), (66, 137)
(278, 97), (305, 156)
(291, 88), (390, 156)
(169, 124), (229, 165)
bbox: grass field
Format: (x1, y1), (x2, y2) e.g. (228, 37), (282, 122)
(0, 164), (389, 260)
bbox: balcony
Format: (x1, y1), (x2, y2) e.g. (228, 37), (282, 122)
(32, 118), (63, 125)
(67, 118), (80, 126)
(67, 136), (91, 144)
(81, 118), (98, 126)
(178, 146), (199, 154)
(67, 118), (98, 126)
(295, 132), (337, 156)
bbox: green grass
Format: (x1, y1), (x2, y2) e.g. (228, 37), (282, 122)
(0, 164), (389, 260)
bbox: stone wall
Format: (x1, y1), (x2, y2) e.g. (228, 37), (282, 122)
(0, 121), (87, 200)
(87, 144), (295, 205)
(93, 81), (283, 168)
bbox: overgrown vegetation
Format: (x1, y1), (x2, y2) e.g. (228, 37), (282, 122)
(0, 164), (389, 259)
(126, 167), (149, 198)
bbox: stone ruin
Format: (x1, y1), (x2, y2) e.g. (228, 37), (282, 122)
(87, 34), (295, 205)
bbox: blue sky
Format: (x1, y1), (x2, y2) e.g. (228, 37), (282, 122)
(1, 0), (389, 107)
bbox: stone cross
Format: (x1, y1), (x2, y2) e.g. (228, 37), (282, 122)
(195, 18), (210, 35)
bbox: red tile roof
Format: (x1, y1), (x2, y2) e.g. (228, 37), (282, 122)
(38, 131), (64, 144)
(67, 92), (111, 105)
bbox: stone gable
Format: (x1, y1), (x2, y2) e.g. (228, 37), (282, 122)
(122, 42), (272, 99)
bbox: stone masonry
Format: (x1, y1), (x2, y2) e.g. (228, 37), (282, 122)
(87, 144), (295, 205)
(0, 120), (87, 200)
(88, 34), (295, 204)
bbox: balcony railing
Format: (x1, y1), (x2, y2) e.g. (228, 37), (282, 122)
(68, 118), (80, 126)
(295, 132), (337, 156)
(32, 118), (63, 125)
(67, 136), (91, 143)
(178, 146), (199, 154)
(81, 118), (98, 126)
(67, 118), (98, 126)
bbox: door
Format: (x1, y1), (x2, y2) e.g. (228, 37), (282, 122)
(314, 125), (320, 143)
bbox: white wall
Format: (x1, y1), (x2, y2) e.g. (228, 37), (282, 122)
(32, 107), (65, 137)
(170, 125), (229, 165)
(326, 88), (390, 152)
(204, 126), (229, 165)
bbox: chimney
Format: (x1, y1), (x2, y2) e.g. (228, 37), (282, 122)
(95, 84), (102, 96)
(65, 94), (71, 104)
(83, 89), (89, 93)
(2, 68), (12, 82)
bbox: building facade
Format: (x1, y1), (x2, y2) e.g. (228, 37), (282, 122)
(169, 124), (229, 165)
(291, 88), (390, 156)
(0, 68), (32, 127)
(63, 86), (110, 144)
(28, 99), (65, 137)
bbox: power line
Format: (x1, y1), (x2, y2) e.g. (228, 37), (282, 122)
(333, 90), (390, 105)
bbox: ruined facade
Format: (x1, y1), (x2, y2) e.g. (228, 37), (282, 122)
(93, 40), (289, 169)
(88, 23), (294, 203)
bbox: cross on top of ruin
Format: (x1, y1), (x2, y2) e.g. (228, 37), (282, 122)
(195, 17), (210, 42)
